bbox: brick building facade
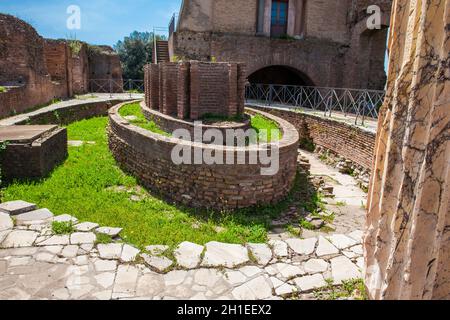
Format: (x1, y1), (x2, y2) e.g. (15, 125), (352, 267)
(169, 0), (392, 90)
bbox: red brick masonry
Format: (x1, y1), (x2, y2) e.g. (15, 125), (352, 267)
(251, 106), (376, 170)
(108, 102), (299, 210)
(145, 61), (246, 120)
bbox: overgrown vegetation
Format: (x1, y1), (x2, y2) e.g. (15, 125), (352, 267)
(119, 102), (170, 136)
(68, 39), (83, 56)
(299, 137), (315, 152)
(314, 278), (368, 300)
(96, 233), (113, 245)
(0, 86), (6, 93)
(51, 221), (75, 235)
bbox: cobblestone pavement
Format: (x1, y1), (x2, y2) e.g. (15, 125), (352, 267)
(0, 200), (364, 300)
(269, 151), (367, 240)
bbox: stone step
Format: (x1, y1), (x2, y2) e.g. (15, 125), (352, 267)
(0, 200), (37, 216)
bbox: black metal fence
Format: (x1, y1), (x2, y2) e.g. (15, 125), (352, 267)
(88, 79), (144, 98)
(245, 83), (385, 124)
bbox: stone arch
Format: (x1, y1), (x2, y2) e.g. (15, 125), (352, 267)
(247, 65), (315, 86)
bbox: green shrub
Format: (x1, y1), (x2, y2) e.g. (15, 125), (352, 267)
(299, 137), (315, 152)
(52, 221), (75, 235)
(96, 233), (113, 244)
(0, 86), (6, 93)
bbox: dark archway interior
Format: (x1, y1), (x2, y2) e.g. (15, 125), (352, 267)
(248, 65), (314, 86)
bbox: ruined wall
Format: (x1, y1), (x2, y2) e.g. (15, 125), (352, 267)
(70, 42), (89, 94)
(0, 14), (124, 118)
(253, 106), (376, 170)
(145, 61), (246, 120)
(88, 45), (123, 92)
(0, 14), (62, 118)
(172, 0), (391, 90)
(365, 0), (449, 300)
(305, 0), (352, 44)
(44, 39), (72, 97)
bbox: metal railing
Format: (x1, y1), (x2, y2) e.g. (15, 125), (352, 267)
(88, 79), (144, 98)
(245, 83), (385, 125)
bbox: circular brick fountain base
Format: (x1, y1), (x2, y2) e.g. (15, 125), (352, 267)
(108, 101), (299, 210)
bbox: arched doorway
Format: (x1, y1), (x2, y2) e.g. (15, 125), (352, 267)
(248, 65), (314, 86)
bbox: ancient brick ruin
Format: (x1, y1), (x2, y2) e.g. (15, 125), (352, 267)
(109, 102), (299, 210)
(0, 14), (123, 119)
(0, 125), (67, 181)
(145, 61), (246, 120)
(168, 0), (392, 90)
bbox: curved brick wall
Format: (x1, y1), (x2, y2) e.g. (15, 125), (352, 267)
(251, 106), (376, 170)
(140, 101), (251, 139)
(108, 102), (299, 210)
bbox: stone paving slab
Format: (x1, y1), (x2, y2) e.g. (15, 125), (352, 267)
(0, 200), (366, 300)
(0, 213), (13, 231)
(201, 242), (249, 268)
(15, 209), (54, 226)
(0, 201), (37, 216)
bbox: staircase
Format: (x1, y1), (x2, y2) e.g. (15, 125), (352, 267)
(153, 40), (170, 63)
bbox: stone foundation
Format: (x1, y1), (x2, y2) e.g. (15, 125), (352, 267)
(0, 125), (67, 181)
(108, 102), (299, 210)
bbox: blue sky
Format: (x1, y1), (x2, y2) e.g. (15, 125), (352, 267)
(0, 0), (182, 46)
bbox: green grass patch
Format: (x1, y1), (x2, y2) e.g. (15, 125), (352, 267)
(299, 218), (316, 231)
(286, 224), (302, 237)
(0, 86), (6, 93)
(96, 233), (113, 244)
(52, 221), (75, 235)
(1, 116), (304, 248)
(119, 102), (170, 137)
(250, 114), (282, 143)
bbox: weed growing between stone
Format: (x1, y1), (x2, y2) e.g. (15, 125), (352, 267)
(313, 278), (368, 300)
(52, 221), (75, 235)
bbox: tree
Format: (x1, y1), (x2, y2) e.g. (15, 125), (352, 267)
(114, 31), (166, 80)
